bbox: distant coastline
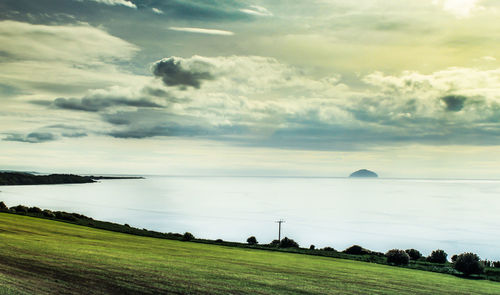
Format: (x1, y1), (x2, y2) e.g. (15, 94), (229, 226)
(0, 172), (144, 186)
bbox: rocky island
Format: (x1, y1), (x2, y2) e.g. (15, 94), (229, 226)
(349, 169), (378, 178)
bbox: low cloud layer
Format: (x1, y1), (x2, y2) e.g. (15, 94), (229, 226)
(3, 132), (56, 143)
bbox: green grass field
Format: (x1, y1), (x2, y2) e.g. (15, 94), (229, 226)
(1, 213), (500, 294)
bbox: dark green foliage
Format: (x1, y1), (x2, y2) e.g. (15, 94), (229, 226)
(0, 172), (94, 186)
(344, 245), (371, 255)
(454, 253), (484, 276)
(11, 205), (28, 213)
(0, 201), (7, 211)
(405, 249), (422, 260)
(279, 237), (299, 248)
(322, 247), (336, 252)
(386, 249), (410, 265)
(28, 207), (42, 214)
(42, 210), (55, 218)
(309, 245), (315, 250)
(182, 232), (195, 241)
(269, 239), (280, 247)
(428, 249), (448, 263)
(493, 261), (500, 268)
(451, 255), (458, 263)
(215, 239), (223, 243)
(247, 236), (258, 245)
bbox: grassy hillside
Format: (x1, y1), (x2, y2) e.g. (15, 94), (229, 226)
(1, 213), (499, 295)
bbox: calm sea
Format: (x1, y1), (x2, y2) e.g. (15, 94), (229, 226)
(1, 176), (499, 260)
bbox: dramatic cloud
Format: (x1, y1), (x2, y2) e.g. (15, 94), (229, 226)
(49, 96), (163, 112)
(168, 27), (234, 36)
(152, 57), (215, 89)
(0, 21), (142, 95)
(3, 132), (56, 143)
(239, 5), (273, 17)
(441, 95), (467, 112)
(82, 0), (136, 9)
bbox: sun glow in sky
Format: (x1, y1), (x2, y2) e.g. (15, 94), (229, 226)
(1, 0), (500, 178)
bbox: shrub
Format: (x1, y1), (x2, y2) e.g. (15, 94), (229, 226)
(182, 232), (195, 241)
(247, 236), (258, 245)
(386, 249), (410, 265)
(11, 205), (28, 213)
(279, 237), (299, 248)
(451, 254), (458, 263)
(428, 249), (448, 263)
(28, 207), (42, 214)
(0, 201), (7, 211)
(493, 261), (500, 268)
(454, 253), (484, 276)
(269, 239), (280, 247)
(344, 245), (370, 255)
(322, 247), (336, 252)
(309, 245), (315, 250)
(405, 249), (422, 260)
(42, 210), (55, 218)
(215, 239), (223, 243)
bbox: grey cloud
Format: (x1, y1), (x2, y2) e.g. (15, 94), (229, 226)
(3, 132), (56, 143)
(102, 109), (245, 139)
(441, 95), (467, 112)
(152, 57), (214, 89)
(61, 132), (88, 138)
(33, 96), (164, 112)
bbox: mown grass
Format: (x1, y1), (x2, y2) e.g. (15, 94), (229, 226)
(1, 213), (500, 295)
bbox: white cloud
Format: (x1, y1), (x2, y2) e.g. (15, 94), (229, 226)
(0, 21), (144, 95)
(83, 0), (137, 9)
(433, 0), (482, 18)
(239, 5), (273, 17)
(169, 27), (234, 36)
(481, 56), (497, 62)
(152, 7), (163, 14)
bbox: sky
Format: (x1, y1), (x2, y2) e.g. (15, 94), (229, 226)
(1, 0), (500, 178)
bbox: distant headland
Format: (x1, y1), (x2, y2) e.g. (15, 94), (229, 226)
(349, 169), (378, 178)
(0, 172), (143, 186)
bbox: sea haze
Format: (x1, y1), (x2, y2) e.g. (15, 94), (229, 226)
(1, 176), (498, 260)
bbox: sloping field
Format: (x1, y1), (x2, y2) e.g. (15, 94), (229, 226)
(0, 213), (499, 295)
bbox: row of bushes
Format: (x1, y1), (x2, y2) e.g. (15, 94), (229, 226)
(244, 234), (496, 277)
(0, 201), (497, 279)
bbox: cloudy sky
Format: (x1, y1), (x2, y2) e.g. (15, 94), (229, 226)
(1, 0), (500, 178)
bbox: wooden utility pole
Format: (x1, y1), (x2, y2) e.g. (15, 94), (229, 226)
(275, 220), (285, 241)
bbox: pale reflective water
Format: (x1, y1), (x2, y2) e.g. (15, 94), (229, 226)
(1, 176), (499, 260)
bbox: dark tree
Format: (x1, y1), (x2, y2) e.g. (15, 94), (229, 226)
(454, 253), (484, 276)
(28, 207), (42, 214)
(0, 201), (7, 211)
(405, 249), (422, 260)
(344, 245), (370, 255)
(182, 232), (195, 241)
(427, 249), (448, 263)
(386, 249), (410, 265)
(279, 237), (299, 248)
(269, 239), (280, 247)
(246, 236), (258, 245)
(322, 247), (336, 252)
(451, 254), (458, 263)
(11, 205), (28, 213)
(309, 245), (315, 250)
